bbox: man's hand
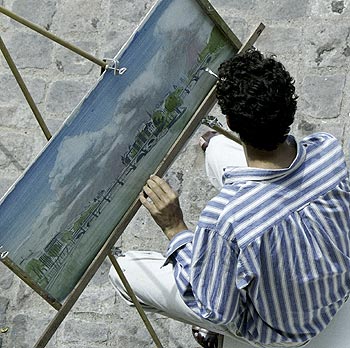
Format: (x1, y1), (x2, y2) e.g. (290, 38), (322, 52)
(139, 175), (188, 240)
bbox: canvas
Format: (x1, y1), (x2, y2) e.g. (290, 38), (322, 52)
(0, 0), (239, 303)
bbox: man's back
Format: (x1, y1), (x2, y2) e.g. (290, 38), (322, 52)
(190, 132), (350, 344)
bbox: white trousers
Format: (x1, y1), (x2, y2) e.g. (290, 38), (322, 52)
(109, 251), (233, 337)
(109, 135), (303, 347)
(204, 134), (247, 190)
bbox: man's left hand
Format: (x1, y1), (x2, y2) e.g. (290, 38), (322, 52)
(139, 175), (188, 240)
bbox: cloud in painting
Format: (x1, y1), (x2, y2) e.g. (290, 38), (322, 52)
(27, 107), (139, 244)
(115, 4), (212, 117)
(156, 0), (204, 35)
(116, 63), (164, 115)
(154, 0), (212, 79)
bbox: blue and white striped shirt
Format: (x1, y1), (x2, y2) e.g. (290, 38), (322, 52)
(166, 133), (350, 345)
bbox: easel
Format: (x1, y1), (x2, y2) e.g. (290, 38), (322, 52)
(0, 3), (264, 347)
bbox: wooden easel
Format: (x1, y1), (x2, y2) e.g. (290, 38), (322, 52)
(0, 4), (264, 347)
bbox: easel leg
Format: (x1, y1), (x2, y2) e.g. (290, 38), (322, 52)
(108, 252), (164, 348)
(0, 35), (52, 141)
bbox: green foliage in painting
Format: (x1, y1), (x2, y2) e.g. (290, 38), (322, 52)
(199, 26), (228, 60)
(164, 88), (183, 113)
(25, 259), (47, 285)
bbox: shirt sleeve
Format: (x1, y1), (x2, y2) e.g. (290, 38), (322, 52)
(165, 227), (241, 325)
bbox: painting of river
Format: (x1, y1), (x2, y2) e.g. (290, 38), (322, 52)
(0, 0), (239, 302)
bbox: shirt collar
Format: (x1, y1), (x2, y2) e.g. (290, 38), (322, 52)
(222, 136), (307, 185)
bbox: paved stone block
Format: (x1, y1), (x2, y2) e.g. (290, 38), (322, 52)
(303, 24), (350, 68)
(212, 0), (257, 13)
(0, 3), (14, 33)
(46, 79), (90, 114)
(256, 26), (303, 57)
(345, 123), (350, 167)
(108, 319), (154, 348)
(123, 210), (167, 252)
(294, 118), (318, 137)
(11, 0), (57, 30)
(0, 297), (9, 325)
(0, 75), (46, 105)
(335, 66), (350, 127)
(0, 104), (48, 132)
(222, 17), (248, 43)
(256, 0), (310, 20)
(0, 130), (44, 172)
(200, 1), (250, 44)
(103, 29), (136, 59)
(0, 176), (16, 198)
(299, 74), (345, 119)
(104, 1), (154, 57)
(0, 105), (17, 127)
(9, 314), (29, 348)
(294, 115), (345, 141)
(109, 0), (153, 27)
(45, 116), (67, 135)
(74, 280), (118, 315)
(0, 263), (14, 291)
(3, 32), (54, 69)
(4, 312), (57, 348)
(51, 0), (103, 34)
(332, 0), (346, 13)
(311, 0), (349, 17)
(62, 319), (109, 343)
(168, 319), (197, 348)
(54, 40), (97, 76)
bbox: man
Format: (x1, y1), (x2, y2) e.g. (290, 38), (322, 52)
(109, 50), (350, 348)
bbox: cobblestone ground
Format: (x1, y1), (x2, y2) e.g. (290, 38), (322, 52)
(0, 0), (350, 347)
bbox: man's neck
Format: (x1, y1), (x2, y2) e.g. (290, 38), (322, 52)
(243, 139), (297, 170)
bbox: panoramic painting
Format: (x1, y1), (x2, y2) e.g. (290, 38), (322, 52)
(0, 0), (238, 302)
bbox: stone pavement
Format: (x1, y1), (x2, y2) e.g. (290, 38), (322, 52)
(0, 0), (349, 347)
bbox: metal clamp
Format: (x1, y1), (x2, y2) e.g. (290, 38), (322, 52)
(0, 245), (9, 259)
(204, 67), (219, 80)
(202, 114), (224, 128)
(111, 246), (124, 257)
(0, 327), (9, 334)
(103, 58), (128, 76)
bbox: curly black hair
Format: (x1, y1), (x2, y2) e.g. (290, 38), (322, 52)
(216, 49), (298, 151)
